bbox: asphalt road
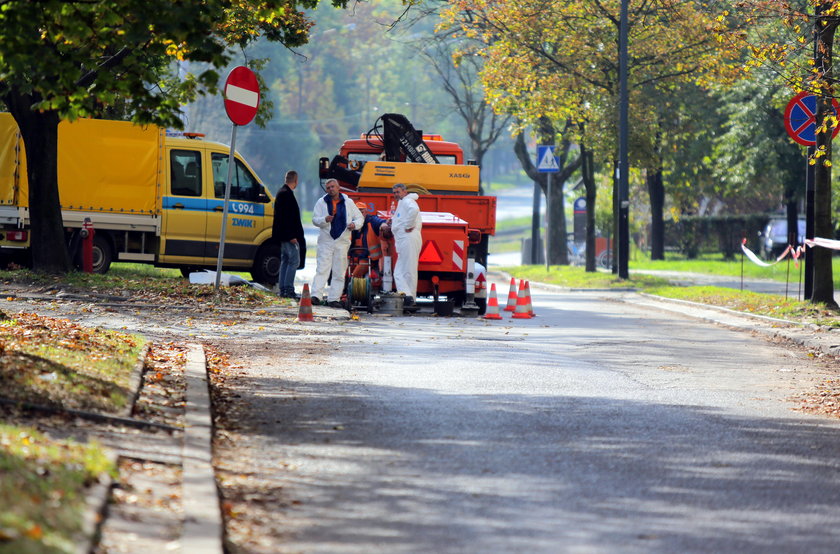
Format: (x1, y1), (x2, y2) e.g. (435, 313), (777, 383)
(214, 285), (840, 553)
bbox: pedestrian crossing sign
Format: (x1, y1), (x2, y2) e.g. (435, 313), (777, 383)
(537, 145), (559, 173)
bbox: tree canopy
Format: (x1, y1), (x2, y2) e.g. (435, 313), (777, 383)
(0, 0), (346, 273)
(441, 0), (742, 156)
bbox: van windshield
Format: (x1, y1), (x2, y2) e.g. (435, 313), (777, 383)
(769, 219), (806, 239)
(211, 153), (261, 201)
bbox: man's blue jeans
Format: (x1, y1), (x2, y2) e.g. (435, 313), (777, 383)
(278, 241), (299, 296)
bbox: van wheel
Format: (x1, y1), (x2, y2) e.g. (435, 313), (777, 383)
(251, 243), (280, 286)
(179, 266), (201, 279)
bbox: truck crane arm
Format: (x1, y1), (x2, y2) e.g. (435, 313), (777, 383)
(319, 113), (440, 189)
(376, 113), (439, 164)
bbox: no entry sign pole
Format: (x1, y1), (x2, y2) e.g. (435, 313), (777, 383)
(215, 66), (260, 289)
(215, 125), (239, 289)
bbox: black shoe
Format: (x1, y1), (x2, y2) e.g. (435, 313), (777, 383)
(327, 300), (344, 309)
(284, 292), (300, 300)
(310, 297), (321, 306)
(403, 296), (415, 306)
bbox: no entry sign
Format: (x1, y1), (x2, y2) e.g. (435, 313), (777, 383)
(784, 91), (840, 146)
(224, 66), (260, 126)
(216, 66), (260, 288)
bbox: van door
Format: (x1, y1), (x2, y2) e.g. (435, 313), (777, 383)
(160, 147), (208, 265)
(206, 151), (269, 268)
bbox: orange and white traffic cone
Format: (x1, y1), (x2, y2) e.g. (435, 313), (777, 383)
(483, 283), (503, 320)
(525, 280), (534, 317)
(511, 281), (533, 319)
(504, 277), (518, 312)
(297, 283), (314, 322)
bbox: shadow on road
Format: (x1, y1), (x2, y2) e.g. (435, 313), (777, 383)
(219, 374), (840, 553)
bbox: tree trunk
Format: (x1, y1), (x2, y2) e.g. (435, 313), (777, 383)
(812, 13), (837, 307)
(580, 140), (597, 272)
(2, 91), (71, 274)
(647, 168), (665, 260)
(545, 179), (567, 266)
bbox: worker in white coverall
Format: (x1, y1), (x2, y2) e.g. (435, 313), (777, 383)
(311, 178), (364, 308)
(388, 183), (423, 304)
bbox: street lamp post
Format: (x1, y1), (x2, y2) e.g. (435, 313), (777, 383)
(617, 0), (630, 279)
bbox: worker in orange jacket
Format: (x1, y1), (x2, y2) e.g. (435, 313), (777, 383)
(350, 201), (387, 278)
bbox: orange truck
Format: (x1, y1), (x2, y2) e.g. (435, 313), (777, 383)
(319, 114), (496, 312)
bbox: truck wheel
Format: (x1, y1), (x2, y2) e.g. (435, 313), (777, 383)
(596, 250), (611, 269)
(90, 235), (113, 274)
(251, 243), (280, 286)
(476, 297), (486, 315)
(450, 291), (466, 307)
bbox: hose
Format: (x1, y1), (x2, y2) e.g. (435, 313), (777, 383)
(350, 277), (370, 303)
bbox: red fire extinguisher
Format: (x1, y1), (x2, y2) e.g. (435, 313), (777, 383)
(80, 218), (95, 273)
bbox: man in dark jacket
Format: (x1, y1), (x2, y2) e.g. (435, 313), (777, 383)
(272, 171), (305, 298)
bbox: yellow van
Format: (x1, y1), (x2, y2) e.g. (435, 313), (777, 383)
(0, 114), (281, 283)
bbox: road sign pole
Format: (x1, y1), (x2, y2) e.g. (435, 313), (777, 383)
(545, 173), (551, 271)
(805, 145), (815, 300)
(536, 144), (559, 270)
(531, 181), (541, 264)
(214, 124), (238, 289)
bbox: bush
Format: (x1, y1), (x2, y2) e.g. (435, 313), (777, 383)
(664, 214), (770, 259)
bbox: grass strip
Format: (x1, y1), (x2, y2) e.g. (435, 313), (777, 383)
(0, 424), (114, 554)
(0, 265), (289, 307)
(499, 264), (839, 326)
(0, 312), (146, 414)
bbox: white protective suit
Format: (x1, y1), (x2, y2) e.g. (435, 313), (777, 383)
(391, 192), (423, 298)
(311, 193), (364, 302)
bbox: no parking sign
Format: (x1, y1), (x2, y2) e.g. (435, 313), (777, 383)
(784, 91), (840, 146)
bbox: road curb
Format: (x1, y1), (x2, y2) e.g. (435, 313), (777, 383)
(489, 269), (840, 358)
(635, 292), (803, 327)
(124, 342), (150, 419)
(624, 292), (840, 358)
(181, 343), (224, 554)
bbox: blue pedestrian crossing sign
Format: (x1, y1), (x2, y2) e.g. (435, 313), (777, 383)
(537, 145), (559, 173)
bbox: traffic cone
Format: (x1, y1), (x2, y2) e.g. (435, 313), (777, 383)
(504, 277), (518, 311)
(525, 281), (535, 317)
(297, 283), (314, 322)
(511, 281), (533, 319)
(483, 283), (503, 320)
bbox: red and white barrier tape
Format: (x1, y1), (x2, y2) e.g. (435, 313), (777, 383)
(740, 239), (797, 267)
(804, 237), (840, 251)
(738, 236), (840, 269)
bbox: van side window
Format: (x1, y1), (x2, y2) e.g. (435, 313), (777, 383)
(211, 153), (261, 201)
(170, 150), (202, 197)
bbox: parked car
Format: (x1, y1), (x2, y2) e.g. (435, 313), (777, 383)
(759, 218), (805, 259)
